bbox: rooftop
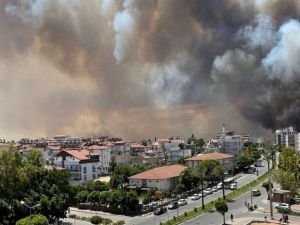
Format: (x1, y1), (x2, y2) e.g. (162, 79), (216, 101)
(129, 164), (186, 180)
(186, 152), (234, 161)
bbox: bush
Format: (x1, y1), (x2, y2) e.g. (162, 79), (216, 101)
(103, 218), (113, 225)
(173, 216), (176, 221)
(249, 206), (254, 211)
(194, 207), (198, 212)
(184, 212), (187, 217)
(90, 216), (103, 225)
(115, 220), (125, 225)
(16, 215), (48, 225)
(254, 205), (258, 209)
(81, 217), (87, 221)
(69, 214), (77, 219)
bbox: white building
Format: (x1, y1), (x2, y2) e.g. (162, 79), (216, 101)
(207, 125), (244, 155)
(54, 149), (99, 182)
(128, 164), (187, 192)
(275, 127), (295, 147)
(294, 133), (300, 152)
(158, 138), (192, 162)
(88, 145), (112, 175)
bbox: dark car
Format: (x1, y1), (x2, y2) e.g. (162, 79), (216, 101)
(168, 201), (179, 210)
(154, 207), (167, 215)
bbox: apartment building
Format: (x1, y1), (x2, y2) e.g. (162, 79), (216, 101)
(275, 127), (295, 147)
(88, 145), (111, 175)
(54, 149), (99, 182)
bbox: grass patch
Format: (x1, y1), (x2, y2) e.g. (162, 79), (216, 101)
(161, 172), (270, 225)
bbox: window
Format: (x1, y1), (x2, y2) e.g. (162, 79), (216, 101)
(84, 174), (87, 181)
(92, 174), (96, 179)
(92, 165), (96, 173)
(83, 167), (87, 173)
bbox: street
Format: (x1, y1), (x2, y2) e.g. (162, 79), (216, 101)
(64, 161), (269, 225)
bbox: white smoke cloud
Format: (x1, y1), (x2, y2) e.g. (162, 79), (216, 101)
(147, 58), (190, 108)
(263, 19), (300, 81)
(238, 15), (276, 51)
(113, 0), (137, 63)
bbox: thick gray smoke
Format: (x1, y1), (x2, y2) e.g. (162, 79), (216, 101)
(1, 0), (300, 140)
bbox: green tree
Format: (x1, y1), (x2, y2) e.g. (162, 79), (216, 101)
(249, 145), (261, 162)
(215, 200), (228, 225)
(26, 149), (44, 167)
(235, 155), (254, 169)
(177, 168), (199, 191)
(272, 147), (300, 194)
(16, 214), (48, 225)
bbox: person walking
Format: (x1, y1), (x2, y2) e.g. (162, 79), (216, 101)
(231, 214), (234, 221)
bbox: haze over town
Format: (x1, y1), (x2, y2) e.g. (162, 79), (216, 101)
(3, 0), (300, 140)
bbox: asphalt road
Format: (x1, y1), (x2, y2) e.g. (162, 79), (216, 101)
(64, 161), (269, 225)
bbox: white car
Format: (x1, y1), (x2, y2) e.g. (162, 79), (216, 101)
(212, 186), (218, 192)
(204, 188), (213, 195)
(230, 183), (237, 190)
(275, 203), (290, 211)
(191, 193), (201, 200)
(178, 199), (187, 206)
(217, 183), (223, 190)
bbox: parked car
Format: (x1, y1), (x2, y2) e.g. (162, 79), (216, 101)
(217, 183), (223, 190)
(204, 188), (213, 195)
(191, 193), (201, 200)
(178, 199), (188, 206)
(275, 203), (290, 211)
(230, 182), (237, 190)
(251, 189), (261, 196)
(212, 186), (218, 192)
(293, 197), (300, 203)
(168, 201), (179, 210)
(154, 207), (167, 215)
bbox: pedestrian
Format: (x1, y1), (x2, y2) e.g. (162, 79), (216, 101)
(245, 200), (247, 207)
(264, 215), (267, 221)
(231, 214), (234, 221)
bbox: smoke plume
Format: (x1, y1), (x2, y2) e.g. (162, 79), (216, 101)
(1, 0), (300, 140)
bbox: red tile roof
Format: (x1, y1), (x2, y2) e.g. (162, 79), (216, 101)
(186, 153), (234, 161)
(64, 149), (90, 160)
(129, 165), (187, 180)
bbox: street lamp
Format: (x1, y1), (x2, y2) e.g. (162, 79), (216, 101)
(20, 201), (41, 215)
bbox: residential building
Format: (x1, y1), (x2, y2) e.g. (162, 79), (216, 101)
(88, 145), (111, 175)
(275, 127), (295, 147)
(54, 149), (99, 182)
(128, 164), (187, 192)
(205, 125), (244, 155)
(158, 137), (192, 162)
(111, 141), (130, 165)
(185, 152), (234, 173)
(294, 133), (300, 152)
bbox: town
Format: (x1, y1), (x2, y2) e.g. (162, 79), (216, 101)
(1, 124), (300, 225)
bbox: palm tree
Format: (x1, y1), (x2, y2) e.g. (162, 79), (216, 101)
(197, 165), (206, 210)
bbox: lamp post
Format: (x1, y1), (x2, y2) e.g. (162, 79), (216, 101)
(20, 201), (40, 215)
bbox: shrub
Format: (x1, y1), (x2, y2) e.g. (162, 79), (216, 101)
(16, 214), (48, 225)
(90, 216), (103, 225)
(103, 218), (113, 225)
(69, 214), (76, 219)
(194, 207), (198, 212)
(249, 206), (254, 211)
(173, 216), (176, 221)
(254, 205), (258, 209)
(81, 217), (87, 221)
(116, 220), (125, 225)
(184, 212), (187, 217)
